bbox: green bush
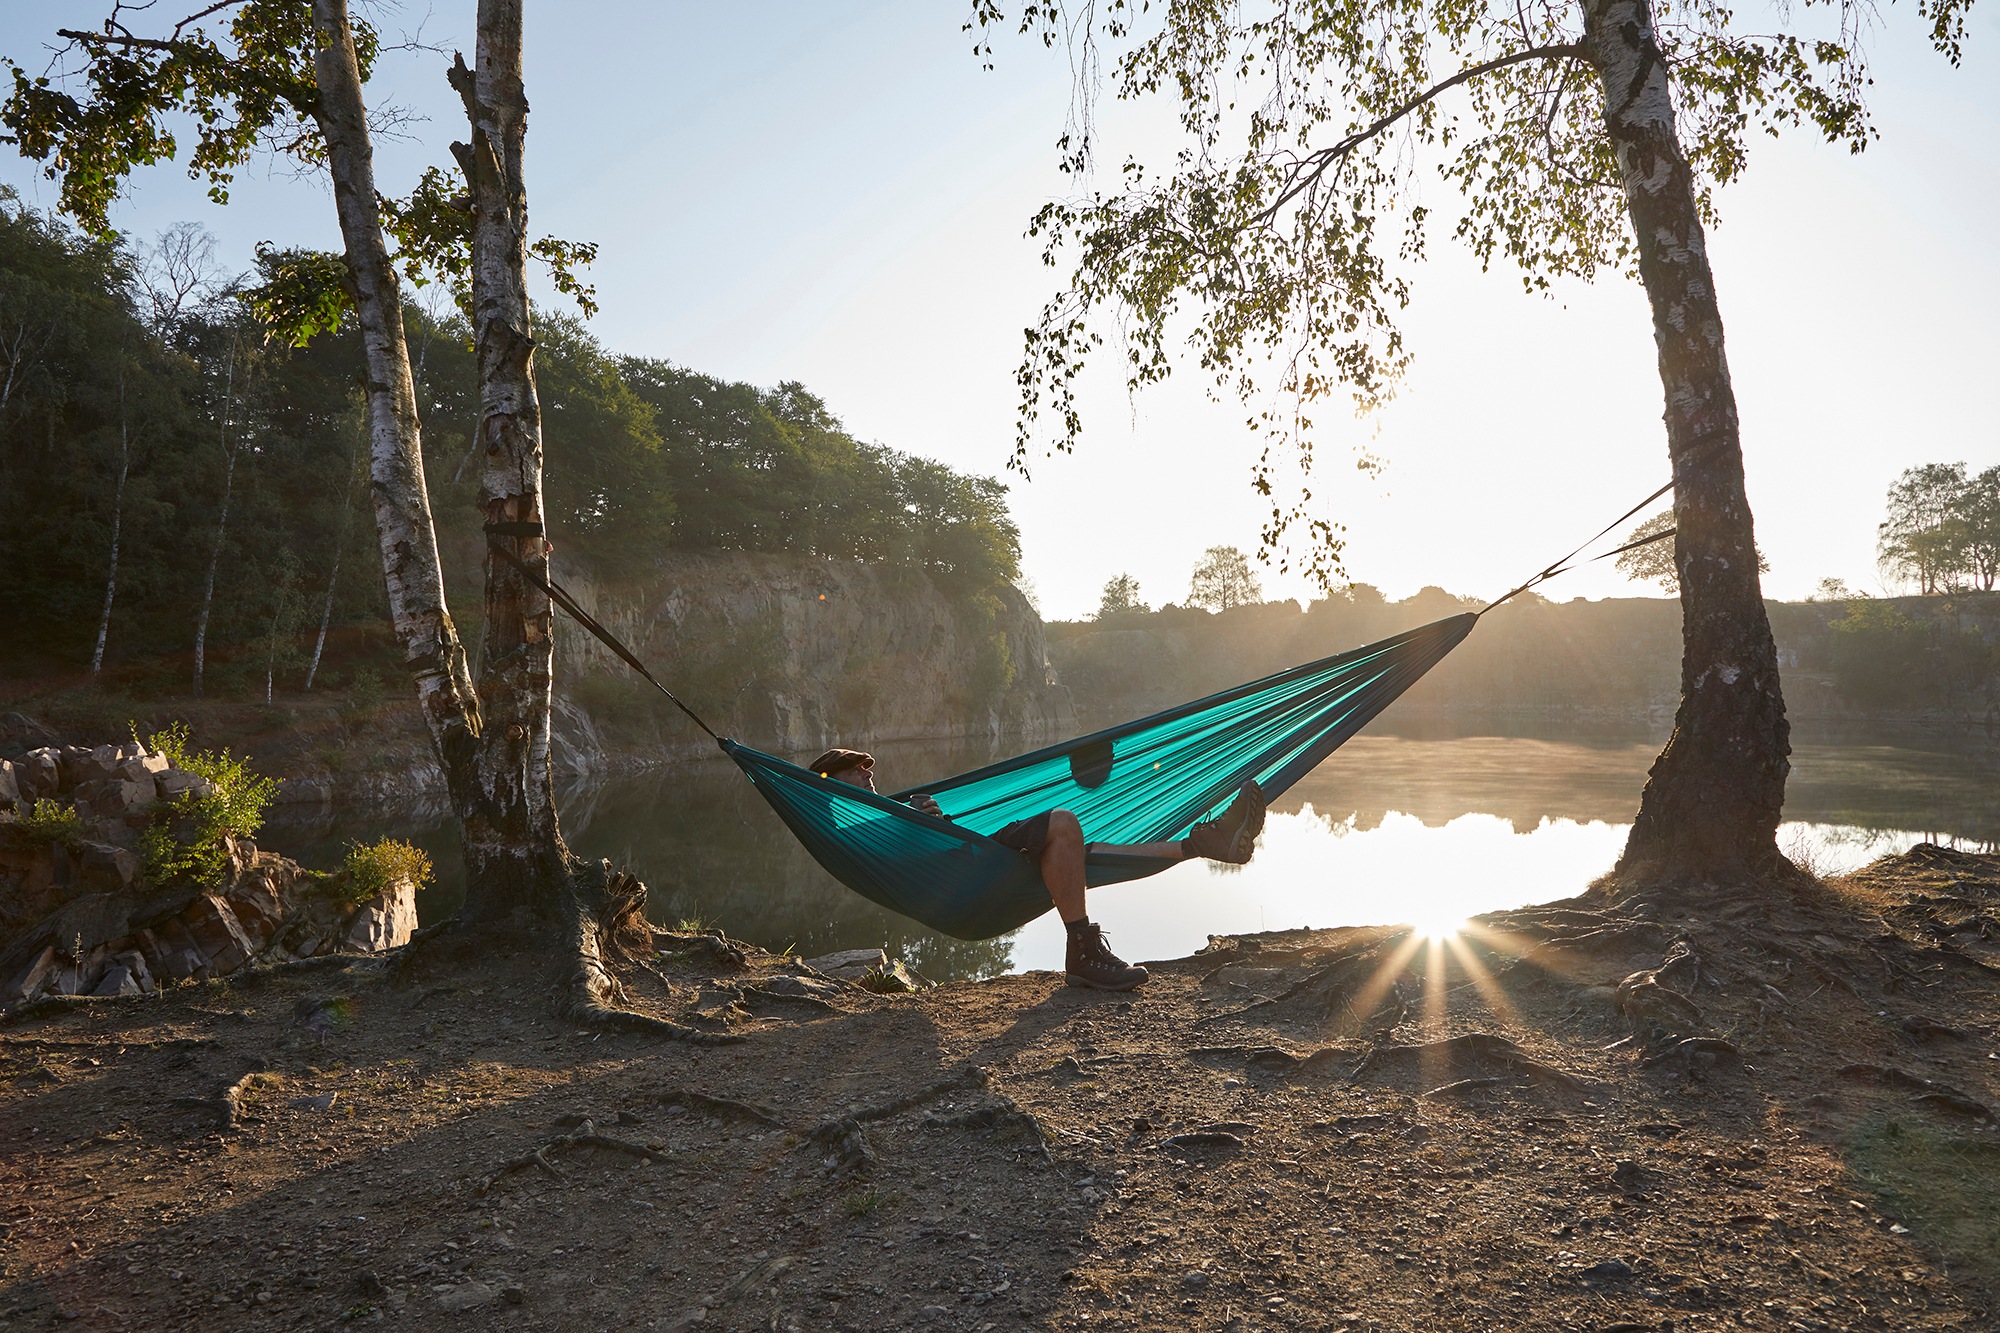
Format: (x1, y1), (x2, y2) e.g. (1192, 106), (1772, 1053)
(18, 799), (87, 848)
(136, 721), (280, 887)
(332, 838), (434, 905)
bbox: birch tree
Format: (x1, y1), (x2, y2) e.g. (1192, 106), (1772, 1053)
(973, 0), (1978, 885)
(5, 1), (675, 1028)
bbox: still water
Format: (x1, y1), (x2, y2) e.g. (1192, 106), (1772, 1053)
(269, 721), (1998, 981)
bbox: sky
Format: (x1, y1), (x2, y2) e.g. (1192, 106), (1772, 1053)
(3, 1), (1995, 620)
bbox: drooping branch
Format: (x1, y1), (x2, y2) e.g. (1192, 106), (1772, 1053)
(1255, 43), (1590, 227)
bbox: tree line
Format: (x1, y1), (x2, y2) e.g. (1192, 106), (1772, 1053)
(0, 194), (1021, 695)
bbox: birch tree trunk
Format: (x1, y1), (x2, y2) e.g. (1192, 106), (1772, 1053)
(191, 336), (238, 696)
(1581, 0), (1792, 883)
(442, 0), (570, 920)
(309, 0), (483, 766)
(90, 362), (129, 675)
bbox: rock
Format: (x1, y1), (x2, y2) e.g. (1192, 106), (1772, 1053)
(435, 1282), (498, 1312)
(180, 895), (258, 975)
(76, 842), (140, 894)
(803, 947), (889, 978)
(91, 962), (142, 997)
(73, 776), (158, 828)
(1181, 1271), (1211, 1289)
(501, 1285), (526, 1306)
(111, 949), (155, 994)
(2, 944), (58, 1004)
(115, 751), (171, 782)
(0, 758), (19, 813)
(342, 881), (419, 953)
(1579, 1259), (1634, 1282)
(16, 748), (61, 803)
(153, 769), (214, 803)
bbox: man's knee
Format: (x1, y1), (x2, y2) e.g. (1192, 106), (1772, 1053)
(1047, 809), (1083, 846)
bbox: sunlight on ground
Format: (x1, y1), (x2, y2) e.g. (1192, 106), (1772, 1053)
(1009, 808), (1954, 974)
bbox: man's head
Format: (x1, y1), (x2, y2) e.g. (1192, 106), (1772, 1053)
(808, 748), (876, 792)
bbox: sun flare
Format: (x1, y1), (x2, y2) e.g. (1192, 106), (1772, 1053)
(1408, 911), (1469, 942)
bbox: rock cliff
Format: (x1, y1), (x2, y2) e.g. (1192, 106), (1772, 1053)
(547, 553), (1073, 771)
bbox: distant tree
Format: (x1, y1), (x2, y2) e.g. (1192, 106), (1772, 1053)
(1959, 466), (2000, 593)
(1812, 577), (1861, 603)
(1096, 573), (1149, 619)
(1187, 546), (1262, 612)
(1617, 512), (1765, 595)
(1878, 463), (1971, 594)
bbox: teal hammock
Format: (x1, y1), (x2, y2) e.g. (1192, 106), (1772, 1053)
(723, 613), (1475, 939)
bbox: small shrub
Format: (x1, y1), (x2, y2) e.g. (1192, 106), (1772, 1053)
(135, 722), (280, 888)
(333, 838), (434, 905)
(840, 1187), (894, 1217)
(18, 799), (87, 848)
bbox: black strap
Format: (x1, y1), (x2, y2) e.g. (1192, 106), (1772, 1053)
(1480, 481), (1675, 615)
(486, 539), (722, 742)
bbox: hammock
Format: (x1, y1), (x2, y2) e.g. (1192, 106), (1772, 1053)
(723, 613), (1474, 939)
(492, 482), (1675, 941)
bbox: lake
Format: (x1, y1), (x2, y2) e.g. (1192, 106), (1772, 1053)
(268, 720), (1999, 981)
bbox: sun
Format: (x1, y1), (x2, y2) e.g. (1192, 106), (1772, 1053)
(1406, 909), (1468, 942)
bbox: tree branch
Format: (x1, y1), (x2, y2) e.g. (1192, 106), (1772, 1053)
(1255, 43), (1590, 226)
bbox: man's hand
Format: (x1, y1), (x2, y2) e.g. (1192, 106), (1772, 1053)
(908, 793), (944, 818)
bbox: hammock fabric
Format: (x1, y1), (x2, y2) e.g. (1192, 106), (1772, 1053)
(722, 612), (1476, 940)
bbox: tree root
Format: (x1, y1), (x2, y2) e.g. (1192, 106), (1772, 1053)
(563, 859), (744, 1044)
(808, 1066), (991, 1143)
(1354, 1032), (1588, 1093)
(653, 1089), (784, 1127)
(480, 1116), (671, 1192)
(924, 1093), (1061, 1170)
(1638, 1036), (1742, 1077)
(651, 928), (750, 971)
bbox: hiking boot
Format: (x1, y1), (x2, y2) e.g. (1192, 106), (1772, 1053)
(1065, 923), (1149, 991)
(1185, 781), (1267, 864)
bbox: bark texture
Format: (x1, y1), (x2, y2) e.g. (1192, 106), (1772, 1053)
(448, 0), (570, 920)
(311, 0), (483, 756)
(1581, 0), (1791, 883)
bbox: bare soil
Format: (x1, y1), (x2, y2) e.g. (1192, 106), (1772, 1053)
(6, 846), (2000, 1332)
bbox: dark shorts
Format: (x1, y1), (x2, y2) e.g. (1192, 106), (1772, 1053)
(991, 811), (1054, 859)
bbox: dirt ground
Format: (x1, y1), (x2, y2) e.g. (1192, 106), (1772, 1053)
(6, 846), (2000, 1332)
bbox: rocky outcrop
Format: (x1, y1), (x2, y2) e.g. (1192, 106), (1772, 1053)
(0, 715), (420, 1006)
(550, 554), (1073, 765)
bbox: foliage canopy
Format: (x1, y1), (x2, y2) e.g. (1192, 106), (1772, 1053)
(969, 0), (1977, 584)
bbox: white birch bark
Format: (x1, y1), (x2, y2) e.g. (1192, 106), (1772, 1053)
(90, 362), (130, 675)
(191, 337), (238, 696)
(1581, 0), (1791, 881)
(310, 0), (481, 750)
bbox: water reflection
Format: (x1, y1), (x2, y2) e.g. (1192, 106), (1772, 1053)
(267, 723), (1997, 982)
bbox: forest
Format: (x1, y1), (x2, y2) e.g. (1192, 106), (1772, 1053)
(0, 194), (1022, 697)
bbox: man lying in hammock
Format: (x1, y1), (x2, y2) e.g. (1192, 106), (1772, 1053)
(808, 748), (1267, 991)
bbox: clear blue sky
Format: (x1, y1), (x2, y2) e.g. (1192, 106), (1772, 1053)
(4, 1), (1995, 618)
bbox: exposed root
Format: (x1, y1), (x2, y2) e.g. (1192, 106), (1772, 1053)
(1638, 1036), (1743, 1077)
(564, 858), (744, 1045)
(651, 928), (751, 971)
(1354, 1032), (1588, 1094)
(480, 1116), (671, 1192)
(653, 1089), (784, 1127)
(922, 1093), (1060, 1169)
(1187, 1043), (1355, 1076)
